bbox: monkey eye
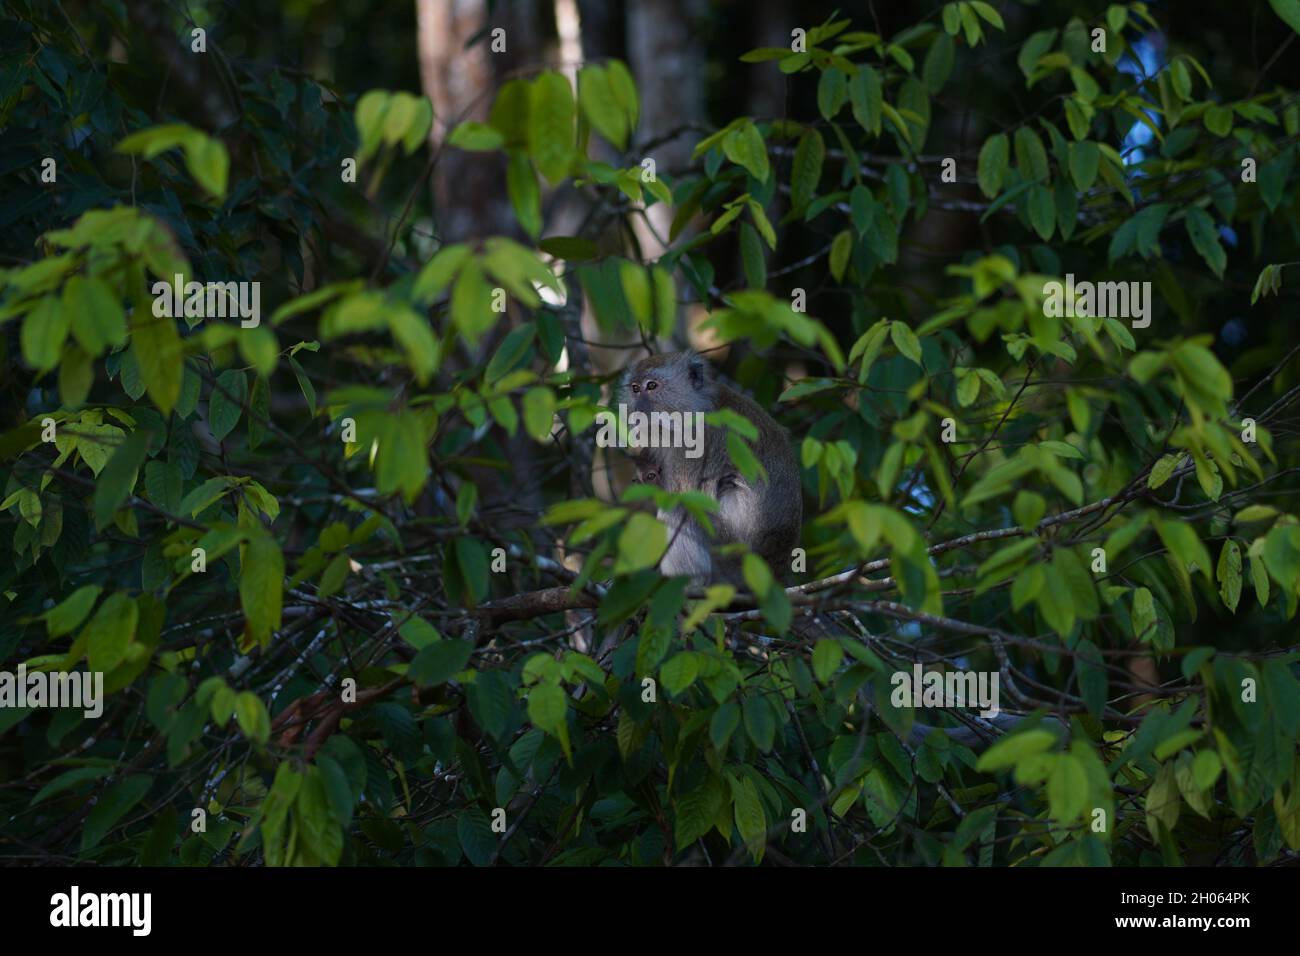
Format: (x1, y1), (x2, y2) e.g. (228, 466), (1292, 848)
(646, 380), (658, 391)
(631, 383), (640, 393)
(645, 471), (657, 481)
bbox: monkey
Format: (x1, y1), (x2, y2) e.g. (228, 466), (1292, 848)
(620, 352), (801, 586)
(618, 355), (1064, 752)
(628, 448), (719, 582)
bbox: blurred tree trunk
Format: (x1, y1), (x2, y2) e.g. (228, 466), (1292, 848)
(415, 0), (552, 535)
(747, 0), (788, 120)
(575, 0), (623, 62)
(625, 0), (706, 260)
(416, 0), (545, 242)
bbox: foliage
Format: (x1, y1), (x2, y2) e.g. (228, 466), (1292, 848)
(2, 0), (1300, 866)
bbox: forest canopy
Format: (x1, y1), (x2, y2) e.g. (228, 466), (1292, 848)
(1, 0), (1300, 867)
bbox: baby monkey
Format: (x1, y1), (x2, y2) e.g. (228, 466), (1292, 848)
(621, 352), (801, 586)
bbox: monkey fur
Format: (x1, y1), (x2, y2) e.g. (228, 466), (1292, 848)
(621, 352), (801, 586)
(620, 355), (1061, 751)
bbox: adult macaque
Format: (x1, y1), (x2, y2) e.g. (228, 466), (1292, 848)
(621, 352), (800, 585)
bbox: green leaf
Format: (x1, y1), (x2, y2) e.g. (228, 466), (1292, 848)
(675, 778), (723, 848)
(732, 775), (767, 862)
(482, 237), (561, 307)
(453, 536), (490, 605)
(448, 121), (505, 151)
(92, 428), (151, 529)
(358, 90), (392, 158)
(661, 652), (700, 696)
(65, 275), (127, 355)
(817, 68), (848, 120)
(240, 531), (284, 648)
(450, 259), (497, 345)
(44, 585), (102, 638)
(1068, 140), (1100, 191)
(1203, 105), (1233, 137)
(1180, 646), (1215, 680)
(410, 639), (475, 687)
(1077, 639), (1107, 716)
(976, 728), (1056, 771)
(615, 513), (668, 575)
(20, 297), (67, 372)
(117, 124), (228, 199)
(507, 152), (543, 239)
(185, 135), (230, 199)
(238, 328), (279, 379)
(1047, 754), (1088, 823)
(1018, 28), (1058, 78)
(710, 702), (740, 750)
(1132, 586), (1157, 642)
(976, 133), (1009, 199)
(1027, 185), (1055, 240)
(235, 690), (271, 746)
(620, 260), (653, 327)
(116, 123), (196, 159)
(722, 120), (770, 182)
(812, 640), (844, 684)
(829, 229), (853, 282)
(1014, 127), (1049, 183)
(1147, 453), (1179, 489)
(82, 775), (152, 852)
(969, 1), (1004, 29)
(412, 244), (472, 304)
(29, 765), (114, 807)
(577, 65), (628, 149)
(528, 72), (575, 184)
(1250, 553), (1271, 607)
(790, 129), (825, 216)
(538, 236), (598, 261)
(1193, 750), (1223, 790)
(87, 592), (138, 673)
(131, 305), (183, 414)
(527, 682), (570, 758)
(1269, 0), (1300, 34)
(386, 306), (439, 384)
(922, 32), (955, 93)
(1217, 540), (1242, 612)
(890, 321), (923, 365)
(1156, 518), (1213, 582)
(374, 412), (428, 502)
(743, 696), (776, 752)
(1036, 564), (1076, 637)
(849, 66), (883, 136)
(522, 386), (556, 441)
(739, 222), (767, 289)
(485, 325), (536, 385)
(208, 369), (248, 442)
(397, 615), (441, 650)
(295, 767), (343, 865)
(1184, 207), (1226, 278)
(1145, 761), (1181, 836)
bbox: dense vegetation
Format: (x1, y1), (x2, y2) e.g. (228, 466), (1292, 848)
(2, 0), (1299, 866)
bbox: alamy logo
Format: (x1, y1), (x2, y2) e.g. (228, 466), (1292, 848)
(151, 273), (261, 327)
(0, 664), (102, 718)
(1042, 273), (1151, 329)
(594, 403), (705, 459)
(50, 886), (151, 936)
(890, 663), (1000, 718)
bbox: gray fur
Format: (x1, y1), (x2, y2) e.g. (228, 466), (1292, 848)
(622, 352), (801, 586)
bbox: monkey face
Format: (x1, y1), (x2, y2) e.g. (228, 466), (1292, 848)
(622, 352), (716, 415)
(629, 453), (660, 486)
